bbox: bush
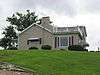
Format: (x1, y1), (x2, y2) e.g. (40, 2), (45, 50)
(84, 49), (88, 51)
(7, 46), (17, 50)
(41, 45), (52, 50)
(29, 47), (38, 50)
(68, 45), (87, 51)
(60, 48), (66, 51)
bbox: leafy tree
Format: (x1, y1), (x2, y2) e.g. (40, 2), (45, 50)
(0, 10), (39, 50)
(0, 26), (17, 50)
(6, 10), (39, 32)
(0, 38), (9, 49)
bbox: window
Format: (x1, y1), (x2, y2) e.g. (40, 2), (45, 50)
(55, 37), (57, 48)
(60, 37), (68, 46)
(58, 37), (59, 47)
(55, 37), (60, 48)
(27, 40), (29, 45)
(69, 37), (71, 46)
(39, 38), (42, 44)
(72, 36), (74, 45)
(27, 38), (41, 45)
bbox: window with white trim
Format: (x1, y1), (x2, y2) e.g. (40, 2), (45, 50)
(60, 37), (68, 47)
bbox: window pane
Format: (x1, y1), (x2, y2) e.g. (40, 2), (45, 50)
(60, 37), (68, 46)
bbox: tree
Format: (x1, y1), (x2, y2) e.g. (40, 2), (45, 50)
(6, 10), (39, 32)
(0, 26), (17, 50)
(0, 38), (9, 50)
(1, 10), (39, 49)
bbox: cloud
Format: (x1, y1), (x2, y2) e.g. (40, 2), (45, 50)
(82, 0), (100, 13)
(12, 0), (78, 16)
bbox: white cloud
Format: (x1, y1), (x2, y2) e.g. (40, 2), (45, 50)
(80, 0), (100, 13)
(36, 6), (100, 50)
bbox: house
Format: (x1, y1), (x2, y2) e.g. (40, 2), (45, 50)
(18, 16), (88, 50)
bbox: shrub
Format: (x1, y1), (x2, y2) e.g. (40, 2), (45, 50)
(84, 49), (88, 51)
(68, 45), (87, 51)
(41, 45), (52, 50)
(60, 48), (66, 51)
(90, 51), (95, 52)
(29, 47), (38, 50)
(7, 46), (17, 50)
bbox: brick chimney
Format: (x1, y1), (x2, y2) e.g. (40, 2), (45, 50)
(40, 16), (53, 32)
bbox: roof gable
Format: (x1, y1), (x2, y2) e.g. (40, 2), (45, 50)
(19, 23), (52, 35)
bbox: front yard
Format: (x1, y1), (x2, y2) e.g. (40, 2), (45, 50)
(0, 50), (100, 75)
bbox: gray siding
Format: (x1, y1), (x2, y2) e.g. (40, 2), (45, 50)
(18, 25), (54, 50)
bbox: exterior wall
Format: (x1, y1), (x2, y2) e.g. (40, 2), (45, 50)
(72, 34), (81, 45)
(18, 25), (54, 50)
(54, 34), (81, 49)
(54, 35), (69, 49)
(42, 28), (55, 48)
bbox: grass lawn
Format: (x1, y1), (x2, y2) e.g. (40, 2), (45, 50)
(0, 50), (100, 75)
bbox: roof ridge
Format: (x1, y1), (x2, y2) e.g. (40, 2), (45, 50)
(19, 23), (52, 35)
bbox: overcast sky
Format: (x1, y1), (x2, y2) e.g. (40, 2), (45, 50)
(0, 0), (100, 50)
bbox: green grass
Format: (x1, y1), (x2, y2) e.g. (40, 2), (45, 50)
(0, 50), (100, 75)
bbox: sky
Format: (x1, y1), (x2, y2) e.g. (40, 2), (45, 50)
(0, 0), (100, 50)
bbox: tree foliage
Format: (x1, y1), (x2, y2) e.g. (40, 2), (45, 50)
(0, 26), (17, 49)
(6, 10), (38, 32)
(0, 10), (39, 50)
